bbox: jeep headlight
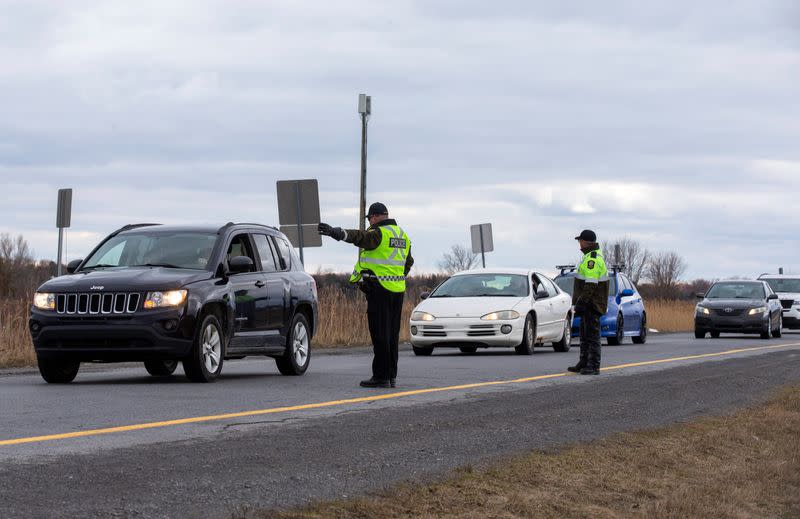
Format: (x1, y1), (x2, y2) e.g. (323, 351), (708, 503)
(33, 292), (55, 310)
(144, 290), (188, 309)
(411, 311), (436, 321)
(481, 310), (520, 321)
(748, 306), (767, 315)
(696, 305), (710, 315)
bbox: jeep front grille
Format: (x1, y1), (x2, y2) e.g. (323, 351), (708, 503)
(56, 293), (140, 315)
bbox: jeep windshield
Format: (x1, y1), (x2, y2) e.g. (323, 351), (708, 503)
(763, 278), (800, 293)
(82, 232), (218, 271)
(430, 274), (529, 298)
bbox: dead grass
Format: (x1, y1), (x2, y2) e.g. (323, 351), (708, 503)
(646, 299), (695, 333)
(262, 386), (800, 519)
(0, 298), (36, 367)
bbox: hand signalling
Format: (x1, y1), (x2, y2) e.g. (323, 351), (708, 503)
(318, 223), (345, 241)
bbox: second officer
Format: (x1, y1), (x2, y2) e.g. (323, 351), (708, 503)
(318, 202), (413, 388)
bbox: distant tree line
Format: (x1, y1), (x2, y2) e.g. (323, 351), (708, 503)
(0, 234), (55, 299)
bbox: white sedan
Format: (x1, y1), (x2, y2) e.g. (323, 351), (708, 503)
(409, 268), (573, 356)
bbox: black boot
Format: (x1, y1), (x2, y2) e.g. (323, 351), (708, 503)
(579, 366), (600, 375)
(360, 378), (391, 388)
(568, 344), (588, 372)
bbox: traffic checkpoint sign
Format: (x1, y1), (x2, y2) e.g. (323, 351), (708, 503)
(471, 223), (493, 268)
(276, 179), (322, 264)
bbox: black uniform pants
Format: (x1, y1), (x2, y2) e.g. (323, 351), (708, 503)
(579, 308), (602, 370)
(366, 287), (404, 381)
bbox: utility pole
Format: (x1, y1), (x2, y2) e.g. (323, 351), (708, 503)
(358, 94), (371, 231)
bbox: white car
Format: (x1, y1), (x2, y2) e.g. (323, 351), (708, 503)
(409, 268), (573, 356)
(759, 274), (800, 330)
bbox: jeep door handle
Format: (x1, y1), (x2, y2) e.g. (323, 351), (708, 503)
(255, 280), (266, 288)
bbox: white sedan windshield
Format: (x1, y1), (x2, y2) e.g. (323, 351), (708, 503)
(431, 274), (529, 298)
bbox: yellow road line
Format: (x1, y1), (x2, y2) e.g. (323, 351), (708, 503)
(2, 342), (798, 447)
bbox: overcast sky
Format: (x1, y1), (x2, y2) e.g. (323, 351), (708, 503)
(1, 0), (798, 279)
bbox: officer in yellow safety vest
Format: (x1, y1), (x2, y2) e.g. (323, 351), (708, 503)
(567, 229), (609, 376)
(319, 202), (414, 388)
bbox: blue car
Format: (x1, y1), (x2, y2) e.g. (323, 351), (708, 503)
(554, 266), (647, 345)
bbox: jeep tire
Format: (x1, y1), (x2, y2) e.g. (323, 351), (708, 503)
(183, 314), (225, 383)
(37, 356), (80, 384)
(144, 359), (178, 377)
(276, 312), (311, 376)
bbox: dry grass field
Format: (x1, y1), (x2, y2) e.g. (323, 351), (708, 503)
(264, 386), (800, 519)
(0, 293), (696, 368)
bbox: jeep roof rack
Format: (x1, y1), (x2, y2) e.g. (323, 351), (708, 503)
(218, 222), (279, 233)
(110, 223), (161, 237)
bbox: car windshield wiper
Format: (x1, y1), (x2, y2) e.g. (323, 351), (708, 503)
(131, 263), (183, 269)
(80, 264), (117, 271)
(430, 294), (453, 298)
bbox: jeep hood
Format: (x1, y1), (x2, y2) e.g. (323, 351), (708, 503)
(37, 267), (213, 292)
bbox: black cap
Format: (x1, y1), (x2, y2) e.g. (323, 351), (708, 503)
(574, 229), (597, 242)
(367, 202), (388, 217)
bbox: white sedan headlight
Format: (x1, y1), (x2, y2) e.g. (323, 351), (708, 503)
(481, 310), (520, 321)
(33, 292), (55, 310)
(411, 311), (436, 321)
(696, 305), (710, 315)
(144, 290), (188, 309)
(748, 306), (767, 315)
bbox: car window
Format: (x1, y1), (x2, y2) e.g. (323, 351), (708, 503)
(272, 236), (292, 271)
(226, 233), (256, 267)
(431, 274), (530, 298)
(706, 282), (765, 299)
(762, 278), (800, 293)
(554, 276), (574, 296)
(253, 234), (278, 272)
(535, 274), (558, 298)
(619, 275), (632, 292)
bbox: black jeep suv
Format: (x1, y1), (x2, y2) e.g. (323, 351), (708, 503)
(29, 223), (318, 383)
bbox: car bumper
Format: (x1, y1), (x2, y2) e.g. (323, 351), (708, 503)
(695, 313), (768, 334)
(409, 316), (524, 348)
(570, 314), (619, 338)
(29, 307), (196, 361)
(782, 307), (800, 329)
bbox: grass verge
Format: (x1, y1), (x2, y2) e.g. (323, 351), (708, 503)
(261, 386), (800, 519)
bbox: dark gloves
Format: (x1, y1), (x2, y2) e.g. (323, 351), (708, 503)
(318, 223), (345, 241)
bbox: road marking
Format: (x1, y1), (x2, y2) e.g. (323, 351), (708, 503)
(2, 342), (799, 447)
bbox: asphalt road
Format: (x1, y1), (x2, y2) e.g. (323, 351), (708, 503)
(2, 332), (800, 518)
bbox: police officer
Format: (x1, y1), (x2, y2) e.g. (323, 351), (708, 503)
(567, 230), (609, 375)
(318, 202), (413, 388)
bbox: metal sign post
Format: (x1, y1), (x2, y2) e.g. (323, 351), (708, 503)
(276, 179), (322, 264)
(56, 188), (73, 276)
(357, 94), (371, 232)
(470, 223), (494, 268)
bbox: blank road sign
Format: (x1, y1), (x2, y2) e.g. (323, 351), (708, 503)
(276, 179), (320, 226)
(56, 188), (72, 228)
(280, 225), (323, 248)
(471, 223), (494, 254)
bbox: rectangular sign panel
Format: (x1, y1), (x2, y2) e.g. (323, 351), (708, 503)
(56, 188), (72, 228)
(470, 223), (494, 254)
(280, 224), (322, 248)
(276, 179), (320, 226)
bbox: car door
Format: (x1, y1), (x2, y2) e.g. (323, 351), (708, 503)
(270, 235), (296, 345)
(533, 273), (559, 339)
(543, 274), (571, 330)
(225, 232), (271, 351)
(618, 275), (640, 333)
(253, 233), (288, 349)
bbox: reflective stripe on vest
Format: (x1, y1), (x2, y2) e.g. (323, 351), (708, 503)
(349, 225), (410, 293)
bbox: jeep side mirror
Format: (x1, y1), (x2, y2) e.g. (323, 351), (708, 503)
(66, 259), (83, 274)
(535, 288), (549, 300)
(228, 256), (254, 274)
(420, 292), (430, 300)
(695, 292), (705, 299)
(767, 293), (778, 300)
